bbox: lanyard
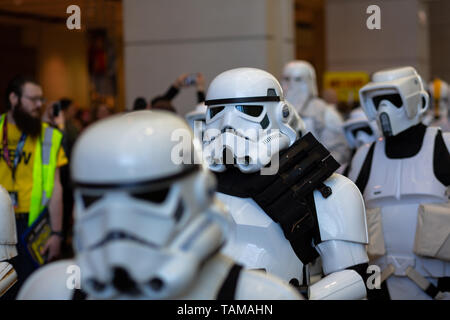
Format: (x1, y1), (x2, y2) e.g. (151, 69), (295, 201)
(2, 120), (27, 181)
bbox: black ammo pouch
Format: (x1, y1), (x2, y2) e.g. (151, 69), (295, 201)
(215, 133), (340, 265)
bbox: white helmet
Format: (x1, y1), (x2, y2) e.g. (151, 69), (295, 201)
(428, 78), (449, 119)
(281, 60), (318, 113)
(185, 102), (207, 144)
(343, 108), (380, 149)
(185, 102), (207, 130)
(359, 66), (429, 137)
(0, 185), (17, 261)
(203, 67), (304, 174)
(70, 110), (230, 299)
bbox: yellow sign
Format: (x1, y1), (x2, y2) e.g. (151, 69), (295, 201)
(323, 72), (370, 103)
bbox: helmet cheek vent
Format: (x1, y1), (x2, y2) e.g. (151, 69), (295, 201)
(174, 200), (185, 222)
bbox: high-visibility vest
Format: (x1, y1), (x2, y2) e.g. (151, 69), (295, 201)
(0, 114), (63, 226)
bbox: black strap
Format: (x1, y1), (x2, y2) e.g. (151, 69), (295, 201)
(346, 263), (391, 300)
(437, 277), (450, 292)
(433, 129), (450, 186)
(216, 133), (340, 265)
(72, 289), (88, 300)
(424, 283), (441, 299)
(354, 142), (375, 194)
(205, 95), (280, 106)
(216, 263), (243, 300)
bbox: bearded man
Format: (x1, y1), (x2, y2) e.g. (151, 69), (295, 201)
(0, 75), (67, 298)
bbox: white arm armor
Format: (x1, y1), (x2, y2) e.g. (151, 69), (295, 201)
(315, 174), (369, 248)
(312, 174), (369, 299)
(235, 269), (304, 300)
(308, 269), (366, 300)
(0, 186), (18, 261)
(17, 260), (76, 300)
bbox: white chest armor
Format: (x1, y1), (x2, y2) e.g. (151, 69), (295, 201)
(217, 173), (369, 285)
(364, 127), (450, 278)
(217, 192), (303, 284)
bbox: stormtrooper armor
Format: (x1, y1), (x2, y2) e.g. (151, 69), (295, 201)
(343, 107), (380, 150)
(185, 102), (207, 147)
(281, 60), (350, 165)
(349, 66), (450, 300)
(185, 102), (207, 130)
(425, 78), (450, 131)
(341, 107), (380, 176)
(18, 111), (303, 300)
(204, 68), (370, 300)
(0, 185), (18, 297)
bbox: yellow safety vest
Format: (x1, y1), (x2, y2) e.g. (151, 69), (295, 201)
(0, 114), (63, 226)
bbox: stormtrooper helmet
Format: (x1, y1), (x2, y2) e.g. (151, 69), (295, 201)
(203, 67), (304, 174)
(281, 60), (318, 113)
(428, 78), (449, 119)
(343, 108), (380, 149)
(185, 102), (207, 143)
(359, 66), (429, 137)
(70, 110), (230, 299)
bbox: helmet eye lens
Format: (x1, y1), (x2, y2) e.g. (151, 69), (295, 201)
(235, 105), (263, 117)
(209, 106), (224, 119)
(373, 94), (403, 110)
(82, 194), (103, 209)
(131, 187), (170, 204)
(351, 126), (373, 136)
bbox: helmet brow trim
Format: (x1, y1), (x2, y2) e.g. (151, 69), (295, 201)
(74, 164), (200, 190)
(205, 96), (280, 106)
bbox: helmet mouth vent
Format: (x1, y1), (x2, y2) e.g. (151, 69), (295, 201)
(148, 278), (164, 291)
(222, 147), (236, 166)
(379, 112), (393, 136)
(112, 267), (139, 295)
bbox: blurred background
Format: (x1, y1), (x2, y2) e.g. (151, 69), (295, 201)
(0, 0), (447, 116)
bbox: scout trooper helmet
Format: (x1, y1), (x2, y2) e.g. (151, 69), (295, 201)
(359, 66), (429, 137)
(71, 110), (230, 299)
(281, 60), (318, 113)
(343, 108), (380, 149)
(203, 67), (304, 174)
(428, 78), (449, 119)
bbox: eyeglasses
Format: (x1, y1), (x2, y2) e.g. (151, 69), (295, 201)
(22, 95), (46, 104)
